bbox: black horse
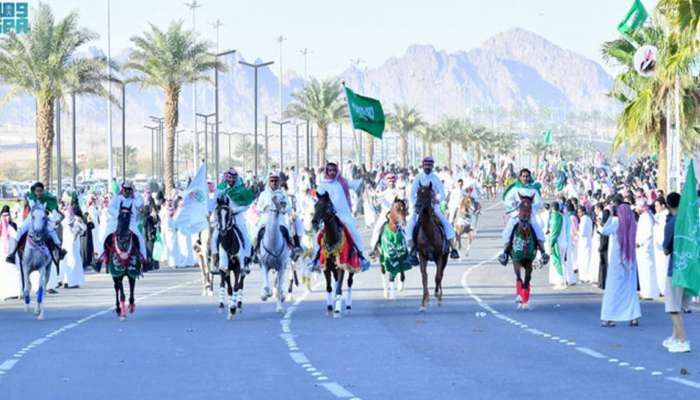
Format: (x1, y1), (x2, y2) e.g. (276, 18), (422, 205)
(312, 192), (355, 318)
(214, 197), (246, 320)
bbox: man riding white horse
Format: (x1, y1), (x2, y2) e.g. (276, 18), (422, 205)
(406, 156), (460, 265)
(498, 168), (547, 265)
(6, 182), (65, 263)
(107, 181), (147, 262)
(210, 167), (255, 272)
(369, 173), (405, 257)
(310, 161), (370, 270)
(252, 172), (303, 261)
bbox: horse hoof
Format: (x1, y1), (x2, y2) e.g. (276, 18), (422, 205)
(237, 301), (243, 309)
(419, 306), (426, 313)
(24, 304), (30, 312)
(227, 312), (234, 320)
(276, 306), (285, 314)
(128, 303), (135, 314)
(383, 290), (389, 300)
(120, 316), (126, 321)
(345, 306), (351, 313)
(37, 313), (45, 321)
(437, 300), (442, 307)
(333, 311), (341, 319)
(218, 302), (225, 309)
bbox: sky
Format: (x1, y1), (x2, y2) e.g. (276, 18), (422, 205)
(41, 0), (658, 77)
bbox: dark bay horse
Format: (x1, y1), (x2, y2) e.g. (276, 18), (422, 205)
(101, 204), (142, 320)
(415, 182), (449, 311)
(215, 197), (246, 320)
(312, 192), (355, 318)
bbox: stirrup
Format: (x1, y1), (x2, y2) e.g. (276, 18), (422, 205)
(498, 252), (509, 266)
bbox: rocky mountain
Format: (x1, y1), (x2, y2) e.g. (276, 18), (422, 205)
(0, 28), (616, 151)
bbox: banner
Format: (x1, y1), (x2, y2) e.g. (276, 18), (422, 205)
(618, 0), (648, 35)
(672, 162), (700, 296)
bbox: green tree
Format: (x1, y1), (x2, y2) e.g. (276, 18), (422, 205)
(387, 104), (424, 167)
(125, 21), (223, 195)
(416, 123), (442, 158)
(0, 3), (110, 186)
(286, 78), (347, 167)
(437, 117), (463, 169)
(112, 145), (139, 178)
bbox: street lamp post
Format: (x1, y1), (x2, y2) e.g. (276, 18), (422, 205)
(149, 116), (164, 181)
(120, 82), (126, 182)
(185, 0), (202, 176)
(71, 92), (77, 189)
(55, 98), (61, 194)
(271, 119), (290, 171)
(212, 49), (235, 179)
(144, 125), (158, 178)
(264, 115), (269, 171)
(239, 60), (274, 178)
(196, 112), (215, 175)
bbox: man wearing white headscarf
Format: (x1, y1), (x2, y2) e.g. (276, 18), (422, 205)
(252, 172), (302, 259)
(107, 181), (147, 260)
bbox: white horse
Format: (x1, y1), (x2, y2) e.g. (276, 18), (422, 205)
(258, 194), (290, 314)
(20, 204), (55, 320)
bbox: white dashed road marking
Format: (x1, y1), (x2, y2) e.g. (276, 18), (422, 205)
(461, 255), (700, 390)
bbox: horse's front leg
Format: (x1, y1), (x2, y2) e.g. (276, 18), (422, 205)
(333, 268), (345, 317)
(260, 264), (272, 302)
(35, 264), (49, 320)
(21, 264), (31, 312)
(419, 260), (429, 312)
(434, 257), (446, 306)
(324, 267), (333, 315)
(275, 265), (286, 314)
(520, 263), (533, 309)
(345, 273), (354, 311)
(237, 273), (246, 310)
(127, 276), (136, 314)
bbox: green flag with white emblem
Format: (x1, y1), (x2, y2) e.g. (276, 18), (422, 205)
(672, 161), (700, 296)
(618, 0), (648, 35)
(344, 85), (385, 139)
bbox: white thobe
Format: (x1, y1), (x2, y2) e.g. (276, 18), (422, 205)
(653, 210), (669, 295)
(600, 217), (642, 322)
(636, 211), (659, 299)
(59, 216), (86, 287)
(107, 194), (147, 259)
(576, 215), (593, 282)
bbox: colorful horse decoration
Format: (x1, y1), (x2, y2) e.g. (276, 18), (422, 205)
(379, 198), (410, 300)
(214, 196), (247, 320)
(100, 203), (143, 320)
(506, 195), (549, 310)
(312, 192), (357, 318)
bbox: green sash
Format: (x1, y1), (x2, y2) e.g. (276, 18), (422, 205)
(217, 182), (255, 206)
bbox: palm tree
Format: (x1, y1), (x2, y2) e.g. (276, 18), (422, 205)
(286, 78), (347, 167)
(526, 139), (549, 172)
(387, 104), (424, 167)
(0, 3), (110, 185)
(437, 117), (462, 169)
(125, 21), (222, 195)
(602, 21), (700, 191)
(112, 145), (139, 177)
(416, 123), (442, 158)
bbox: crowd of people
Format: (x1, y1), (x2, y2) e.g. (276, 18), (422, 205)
(1, 151), (697, 353)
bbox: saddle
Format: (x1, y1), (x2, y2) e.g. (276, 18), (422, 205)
(412, 213), (449, 256)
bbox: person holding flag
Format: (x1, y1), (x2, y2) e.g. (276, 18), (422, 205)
(663, 162), (699, 353)
(211, 167), (255, 272)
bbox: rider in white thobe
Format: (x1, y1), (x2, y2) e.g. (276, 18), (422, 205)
(107, 181), (147, 260)
(369, 174), (406, 254)
(252, 172), (302, 258)
(406, 157), (460, 263)
(313, 161), (369, 269)
(210, 168), (253, 271)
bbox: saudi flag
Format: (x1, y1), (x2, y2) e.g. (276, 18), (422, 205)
(671, 161), (700, 296)
(543, 128), (552, 146)
(174, 162), (210, 235)
(618, 0), (648, 35)
(344, 85), (385, 139)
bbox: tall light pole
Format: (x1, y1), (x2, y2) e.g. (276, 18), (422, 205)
(185, 0), (202, 176)
(149, 116), (164, 181)
(294, 121), (305, 170)
(300, 48), (311, 83)
(264, 115), (269, 171)
(239, 60), (274, 178)
(114, 80), (127, 183)
(271, 119), (290, 171)
(212, 49), (235, 179)
(276, 35), (286, 122)
(196, 112), (215, 175)
(145, 126), (158, 178)
(71, 92), (77, 189)
(106, 0), (113, 180)
(55, 98), (61, 194)
(176, 129), (185, 184)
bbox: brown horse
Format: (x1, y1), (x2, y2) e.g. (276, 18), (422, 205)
(379, 198), (409, 299)
(312, 192), (355, 318)
(414, 182), (449, 311)
(453, 195), (474, 256)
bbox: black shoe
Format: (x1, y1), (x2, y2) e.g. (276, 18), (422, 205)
(408, 254), (419, 266)
(450, 248), (460, 259)
(58, 248), (67, 260)
(5, 255), (14, 264)
(497, 252), (509, 266)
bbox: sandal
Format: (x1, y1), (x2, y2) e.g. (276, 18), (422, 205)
(629, 319), (639, 327)
(600, 321), (616, 328)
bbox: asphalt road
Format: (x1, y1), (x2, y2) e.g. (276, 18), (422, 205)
(1, 201), (699, 400)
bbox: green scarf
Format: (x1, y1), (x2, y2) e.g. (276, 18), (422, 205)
(26, 191), (58, 212)
(217, 181), (255, 206)
(502, 180), (542, 201)
(379, 225), (411, 279)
